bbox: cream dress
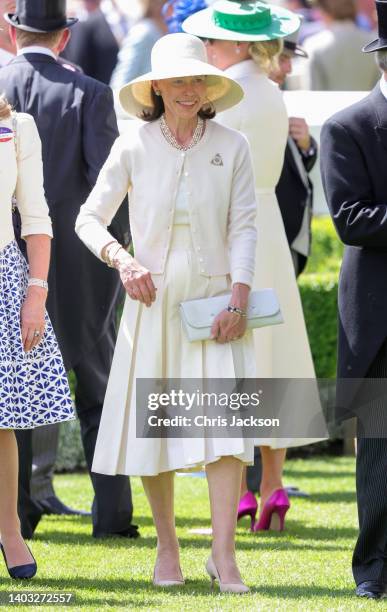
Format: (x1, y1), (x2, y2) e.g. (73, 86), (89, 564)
(218, 60), (325, 447)
(91, 170), (255, 476)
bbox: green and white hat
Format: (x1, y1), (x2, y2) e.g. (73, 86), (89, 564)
(182, 0), (300, 42)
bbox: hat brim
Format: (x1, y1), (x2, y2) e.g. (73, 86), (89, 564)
(4, 13), (78, 33)
(119, 59), (244, 117)
(283, 43), (308, 59)
(182, 5), (300, 42)
(363, 37), (387, 53)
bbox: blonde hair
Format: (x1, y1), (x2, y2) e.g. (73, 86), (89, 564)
(248, 39), (283, 74)
(0, 95), (12, 120)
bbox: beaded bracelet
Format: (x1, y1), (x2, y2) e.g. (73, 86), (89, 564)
(227, 305), (247, 317)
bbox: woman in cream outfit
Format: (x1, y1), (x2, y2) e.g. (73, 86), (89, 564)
(184, 1), (325, 530)
(76, 33), (258, 592)
(0, 98), (74, 580)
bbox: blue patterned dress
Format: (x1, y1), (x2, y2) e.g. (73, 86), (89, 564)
(0, 242), (75, 429)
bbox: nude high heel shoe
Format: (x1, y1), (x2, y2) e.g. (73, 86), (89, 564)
(152, 562), (185, 587)
(205, 556), (249, 594)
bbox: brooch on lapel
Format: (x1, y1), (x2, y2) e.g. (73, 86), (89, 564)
(0, 127), (13, 143)
(210, 153), (223, 166)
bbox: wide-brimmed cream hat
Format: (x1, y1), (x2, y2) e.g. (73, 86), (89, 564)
(119, 33), (244, 117)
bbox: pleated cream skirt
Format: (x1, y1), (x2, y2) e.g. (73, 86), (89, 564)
(252, 189), (326, 449)
(92, 225), (255, 476)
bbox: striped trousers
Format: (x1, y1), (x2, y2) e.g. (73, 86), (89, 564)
(352, 342), (387, 585)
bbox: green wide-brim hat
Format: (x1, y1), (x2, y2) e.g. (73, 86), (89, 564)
(182, 1), (300, 42)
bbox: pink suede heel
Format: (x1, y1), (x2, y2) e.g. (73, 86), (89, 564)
(253, 488), (290, 532)
(237, 491), (258, 530)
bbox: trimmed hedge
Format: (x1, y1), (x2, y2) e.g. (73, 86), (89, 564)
(299, 273), (338, 378)
(56, 216), (343, 470)
(306, 216), (343, 275)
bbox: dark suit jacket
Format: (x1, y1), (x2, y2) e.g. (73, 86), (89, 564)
(320, 84), (387, 416)
(62, 10), (119, 84)
(276, 137), (317, 275)
(0, 53), (129, 370)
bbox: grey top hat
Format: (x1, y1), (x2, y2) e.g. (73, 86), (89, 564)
(4, 0), (78, 33)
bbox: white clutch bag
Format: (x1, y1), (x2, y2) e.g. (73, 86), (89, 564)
(180, 288), (283, 342)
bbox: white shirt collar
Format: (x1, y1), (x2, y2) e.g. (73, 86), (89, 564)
(379, 75), (387, 101)
(17, 46), (57, 59)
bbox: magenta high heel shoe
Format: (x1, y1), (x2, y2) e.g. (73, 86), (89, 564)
(237, 491), (258, 530)
(253, 488), (290, 532)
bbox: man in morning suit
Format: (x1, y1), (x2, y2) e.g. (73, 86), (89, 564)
(320, 0), (387, 599)
(0, 0), (137, 540)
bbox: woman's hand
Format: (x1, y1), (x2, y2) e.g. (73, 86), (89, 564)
(210, 283), (250, 343)
(20, 287), (46, 352)
(211, 310), (247, 343)
(115, 251), (156, 307)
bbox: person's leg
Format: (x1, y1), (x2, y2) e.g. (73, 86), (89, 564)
(15, 430), (42, 540)
(74, 320), (135, 537)
(353, 437), (387, 586)
(30, 424), (59, 502)
(0, 430), (34, 567)
(141, 471), (182, 581)
(244, 447), (262, 495)
(352, 340), (387, 589)
(206, 456), (244, 584)
(259, 447), (287, 507)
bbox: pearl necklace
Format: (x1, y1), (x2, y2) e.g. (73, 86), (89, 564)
(160, 114), (205, 151)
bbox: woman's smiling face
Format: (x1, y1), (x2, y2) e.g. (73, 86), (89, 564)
(152, 76), (208, 120)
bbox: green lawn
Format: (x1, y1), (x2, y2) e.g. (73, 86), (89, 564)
(0, 457), (385, 611)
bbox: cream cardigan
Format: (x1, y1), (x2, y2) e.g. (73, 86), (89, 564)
(75, 118), (257, 287)
(0, 113), (52, 252)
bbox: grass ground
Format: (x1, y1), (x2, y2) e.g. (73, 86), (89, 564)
(0, 457), (385, 611)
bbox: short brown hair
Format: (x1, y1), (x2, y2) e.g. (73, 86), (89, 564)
(316, 0), (357, 21)
(15, 28), (64, 49)
(140, 88), (216, 122)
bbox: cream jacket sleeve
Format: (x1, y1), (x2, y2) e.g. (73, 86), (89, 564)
(16, 114), (53, 239)
(228, 136), (257, 287)
(75, 135), (131, 259)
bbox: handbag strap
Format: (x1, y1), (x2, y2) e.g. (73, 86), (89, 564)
(11, 112), (18, 212)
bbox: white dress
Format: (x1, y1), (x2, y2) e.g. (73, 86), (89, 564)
(218, 60), (325, 447)
(91, 168), (255, 476)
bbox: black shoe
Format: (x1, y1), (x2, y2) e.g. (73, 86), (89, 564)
(93, 524), (140, 539)
(39, 496), (91, 517)
(284, 486), (310, 498)
(0, 542), (37, 580)
(356, 581), (387, 599)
